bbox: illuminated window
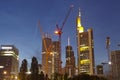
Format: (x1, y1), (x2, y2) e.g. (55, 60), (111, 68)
(80, 46), (89, 51)
(80, 59), (90, 65)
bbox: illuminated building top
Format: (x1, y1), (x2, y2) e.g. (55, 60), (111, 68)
(76, 9), (84, 33)
(0, 45), (19, 60)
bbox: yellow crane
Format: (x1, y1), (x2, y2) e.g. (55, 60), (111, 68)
(37, 20), (52, 74)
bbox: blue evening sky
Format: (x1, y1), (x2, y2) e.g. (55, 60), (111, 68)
(0, 0), (120, 68)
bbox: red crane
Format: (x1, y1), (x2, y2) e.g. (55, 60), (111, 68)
(54, 5), (74, 74)
(54, 5), (74, 42)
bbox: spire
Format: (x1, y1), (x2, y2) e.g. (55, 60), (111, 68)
(76, 8), (84, 33)
(78, 8), (81, 17)
(68, 37), (70, 46)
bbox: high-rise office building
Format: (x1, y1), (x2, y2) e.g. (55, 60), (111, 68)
(0, 45), (19, 80)
(65, 38), (75, 77)
(111, 50), (120, 80)
(76, 9), (95, 75)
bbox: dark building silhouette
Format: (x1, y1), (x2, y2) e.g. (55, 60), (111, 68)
(65, 38), (75, 77)
(0, 45), (19, 80)
(96, 65), (103, 75)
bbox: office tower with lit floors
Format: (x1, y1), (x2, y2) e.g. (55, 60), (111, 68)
(111, 50), (120, 80)
(65, 38), (75, 77)
(76, 9), (95, 75)
(0, 45), (19, 80)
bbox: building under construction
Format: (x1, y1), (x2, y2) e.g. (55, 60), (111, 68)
(41, 6), (73, 78)
(41, 34), (61, 78)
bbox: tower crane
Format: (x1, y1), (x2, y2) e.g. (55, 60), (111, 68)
(54, 5), (74, 42)
(37, 20), (52, 74)
(54, 5), (74, 74)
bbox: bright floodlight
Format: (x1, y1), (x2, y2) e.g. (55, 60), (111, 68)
(0, 66), (4, 68)
(26, 71), (31, 74)
(108, 61), (111, 65)
(3, 71), (7, 74)
(54, 30), (59, 34)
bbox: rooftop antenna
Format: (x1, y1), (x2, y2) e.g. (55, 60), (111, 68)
(68, 37), (70, 46)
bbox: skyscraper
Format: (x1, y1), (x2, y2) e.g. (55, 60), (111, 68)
(0, 45), (19, 80)
(111, 50), (120, 80)
(76, 9), (95, 75)
(65, 38), (75, 77)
